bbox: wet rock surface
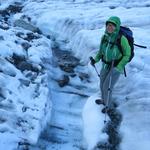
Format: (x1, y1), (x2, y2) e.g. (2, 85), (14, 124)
(26, 36), (90, 149)
(57, 75), (70, 87)
(52, 44), (80, 73)
(0, 3), (23, 26)
(97, 103), (122, 150)
(14, 19), (41, 33)
(16, 31), (41, 42)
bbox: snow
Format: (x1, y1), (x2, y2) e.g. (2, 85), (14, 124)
(0, 0), (150, 150)
(28, 37), (52, 64)
(119, 98), (150, 150)
(0, 3), (52, 148)
(82, 94), (108, 150)
(70, 29), (104, 64)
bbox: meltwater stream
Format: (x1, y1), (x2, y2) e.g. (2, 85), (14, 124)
(27, 40), (90, 150)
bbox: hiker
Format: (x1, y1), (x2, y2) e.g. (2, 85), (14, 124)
(90, 16), (131, 109)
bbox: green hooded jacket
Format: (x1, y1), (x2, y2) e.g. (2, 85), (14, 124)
(94, 16), (131, 73)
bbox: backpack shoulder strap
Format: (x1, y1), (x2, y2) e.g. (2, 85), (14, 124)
(101, 35), (106, 43)
(117, 33), (123, 55)
(116, 34), (127, 77)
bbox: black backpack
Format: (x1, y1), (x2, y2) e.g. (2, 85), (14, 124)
(117, 26), (147, 62)
(117, 26), (134, 62)
(116, 26), (147, 76)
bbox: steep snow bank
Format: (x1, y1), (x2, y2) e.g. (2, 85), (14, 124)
(0, 17), (52, 149)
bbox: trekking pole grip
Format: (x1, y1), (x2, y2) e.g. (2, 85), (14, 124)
(89, 56), (94, 62)
(89, 57), (100, 77)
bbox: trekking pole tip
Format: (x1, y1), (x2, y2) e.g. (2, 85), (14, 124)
(104, 120), (107, 124)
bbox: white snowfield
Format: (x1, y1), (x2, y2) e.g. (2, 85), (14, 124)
(0, 0), (150, 150)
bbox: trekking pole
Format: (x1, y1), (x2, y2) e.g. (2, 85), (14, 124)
(89, 57), (100, 77)
(104, 60), (114, 124)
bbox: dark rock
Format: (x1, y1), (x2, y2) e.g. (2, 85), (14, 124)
(46, 35), (51, 39)
(70, 73), (76, 77)
(146, 4), (150, 7)
(97, 142), (110, 150)
(16, 31), (40, 41)
(0, 22), (9, 30)
(24, 32), (40, 41)
(12, 54), (40, 72)
(0, 117), (6, 123)
(14, 40), (18, 44)
(6, 4), (23, 14)
(16, 32), (25, 38)
(21, 14), (31, 22)
(59, 63), (75, 73)
(51, 42), (59, 50)
(12, 53), (26, 66)
(78, 72), (89, 81)
(25, 71), (38, 81)
(109, 6), (117, 9)
(16, 117), (28, 127)
(36, 28), (42, 34)
(4, 17), (9, 22)
(53, 49), (80, 73)
(0, 10), (9, 17)
(57, 75), (69, 87)
(18, 141), (30, 150)
(21, 42), (31, 51)
(17, 61), (32, 71)
(17, 61), (39, 72)
(108, 109), (122, 125)
(22, 106), (28, 112)
(0, 3), (22, 27)
(19, 78), (30, 86)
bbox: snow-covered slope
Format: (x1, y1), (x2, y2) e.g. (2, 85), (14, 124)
(0, 2), (52, 149)
(0, 0), (150, 150)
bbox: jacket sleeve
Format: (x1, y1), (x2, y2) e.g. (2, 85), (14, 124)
(94, 36), (104, 63)
(116, 35), (131, 72)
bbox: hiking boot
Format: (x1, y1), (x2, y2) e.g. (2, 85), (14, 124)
(95, 99), (104, 105)
(101, 106), (109, 113)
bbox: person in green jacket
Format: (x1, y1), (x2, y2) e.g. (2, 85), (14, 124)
(90, 16), (131, 109)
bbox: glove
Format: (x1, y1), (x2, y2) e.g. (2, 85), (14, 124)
(90, 57), (96, 66)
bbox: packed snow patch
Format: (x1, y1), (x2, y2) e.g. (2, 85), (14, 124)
(82, 94), (108, 150)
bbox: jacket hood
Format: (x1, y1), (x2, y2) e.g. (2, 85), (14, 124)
(105, 16), (121, 35)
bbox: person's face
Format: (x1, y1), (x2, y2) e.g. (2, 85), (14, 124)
(106, 22), (116, 33)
